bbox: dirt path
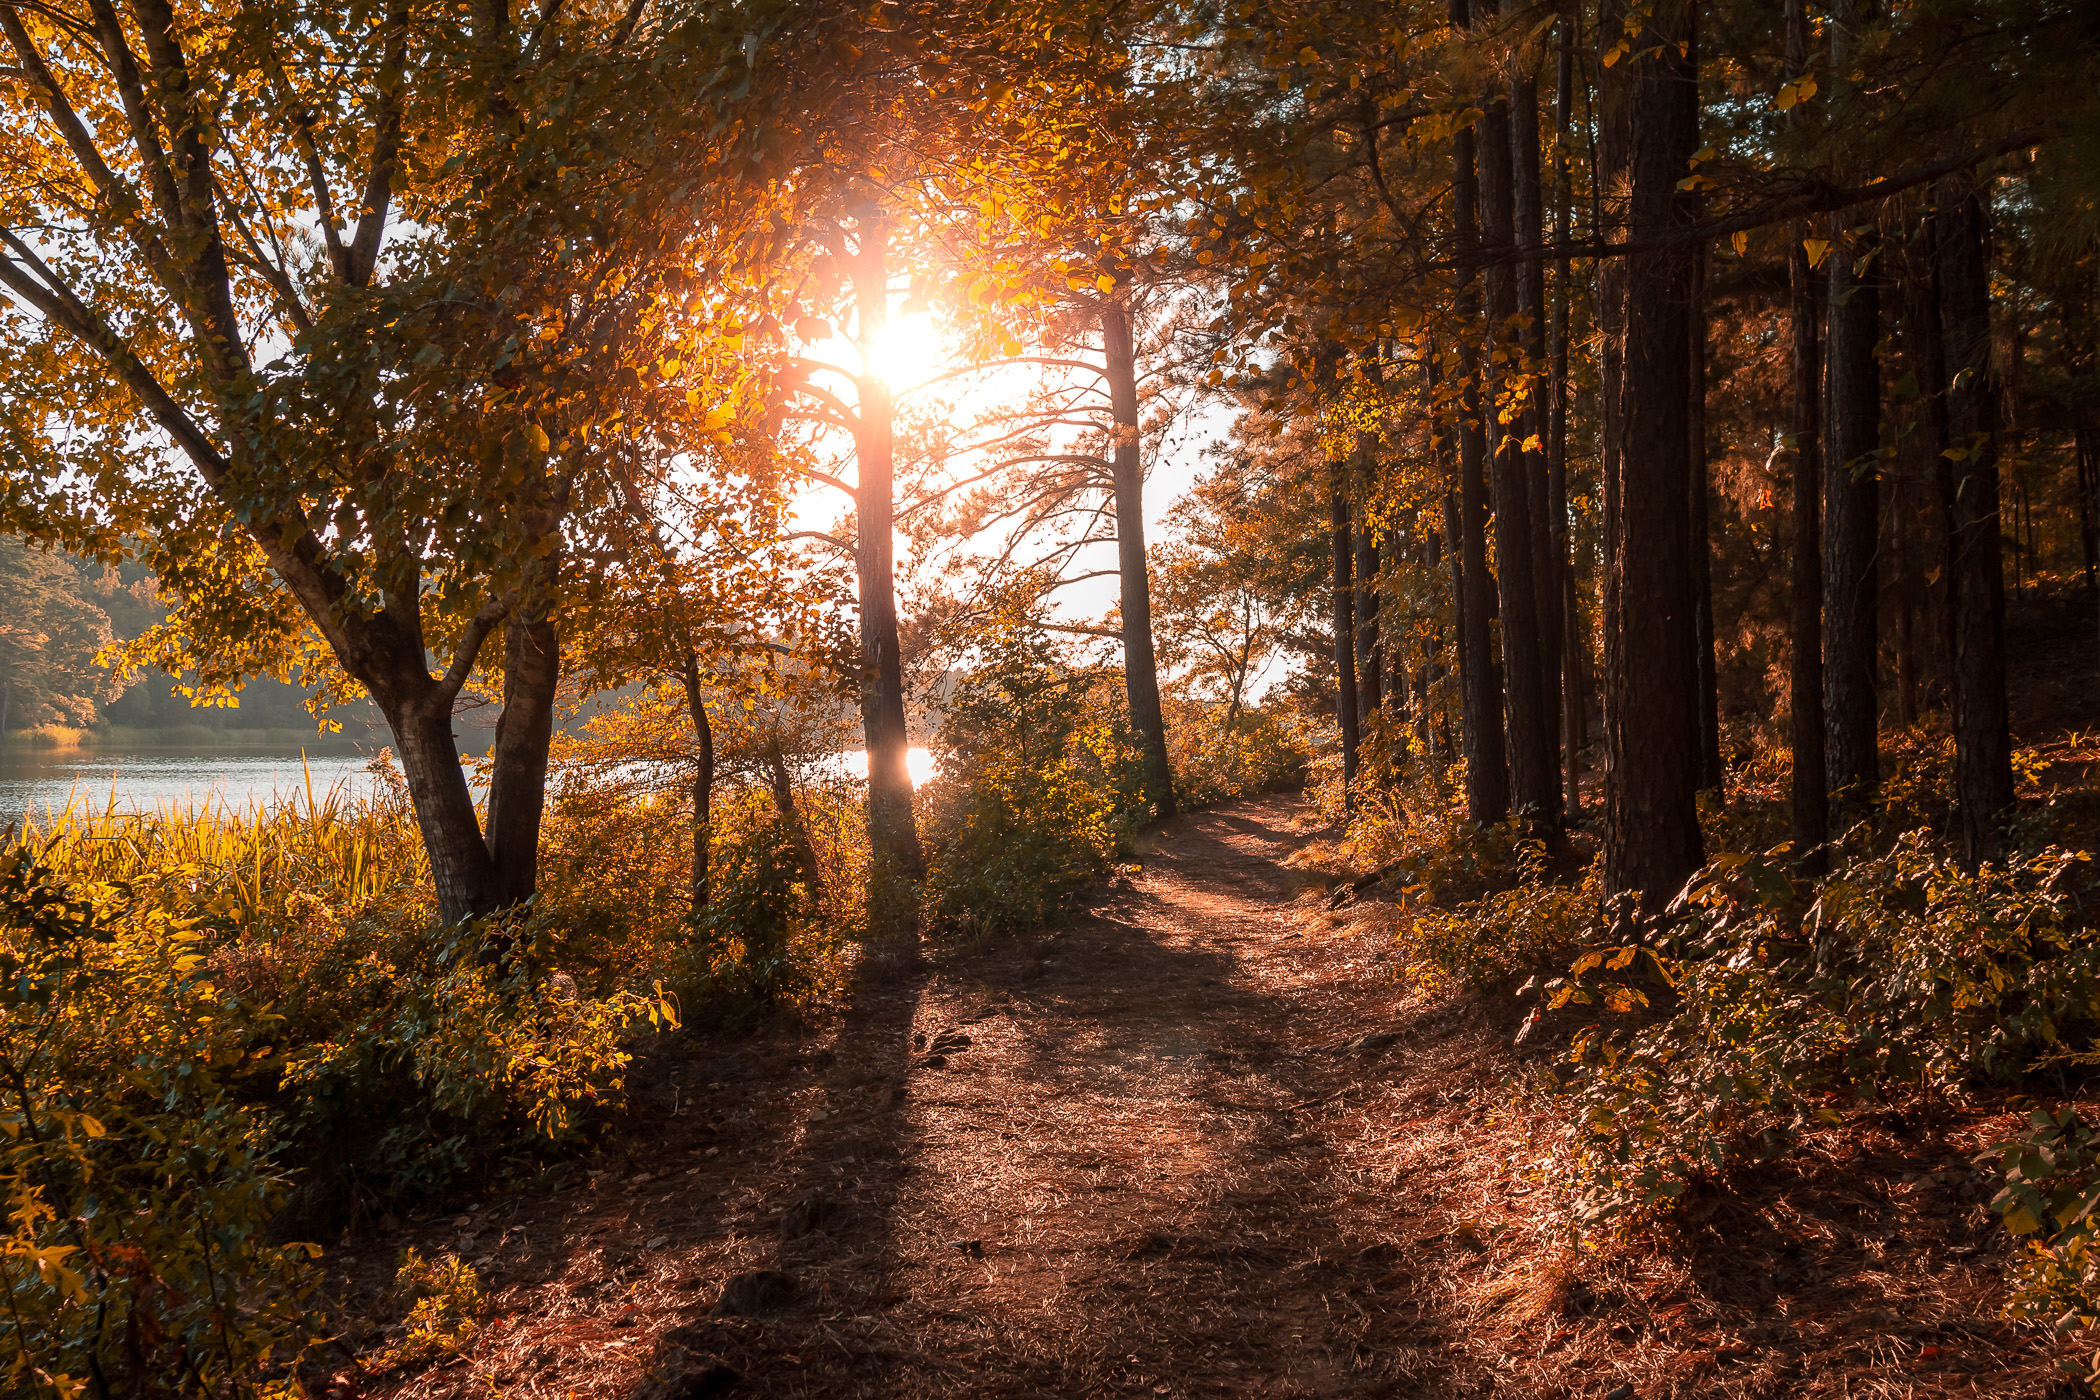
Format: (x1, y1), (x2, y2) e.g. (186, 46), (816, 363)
(352, 794), (2074, 1400)
(357, 794), (1507, 1399)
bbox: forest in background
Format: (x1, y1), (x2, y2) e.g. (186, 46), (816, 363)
(2, 0), (2099, 1393)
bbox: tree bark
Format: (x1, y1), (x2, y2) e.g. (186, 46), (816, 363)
(484, 601), (559, 908)
(389, 688), (505, 925)
(851, 215), (924, 924)
(1513, 44), (1563, 822)
(679, 652), (715, 916)
(1788, 232), (1830, 869)
(1355, 516), (1383, 723)
(1448, 110), (1511, 825)
(1823, 217), (1882, 815)
(1101, 298), (1178, 820)
(1822, 0), (1882, 816)
(1332, 462), (1360, 810)
(1552, 14), (1582, 821)
(1935, 178), (2014, 868)
(1689, 249), (1722, 792)
(1600, 0), (1705, 907)
(1477, 1), (1558, 837)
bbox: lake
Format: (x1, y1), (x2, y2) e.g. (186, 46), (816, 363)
(0, 748), (391, 829)
(0, 745), (939, 829)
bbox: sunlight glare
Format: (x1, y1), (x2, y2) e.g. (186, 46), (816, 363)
(837, 747), (938, 788)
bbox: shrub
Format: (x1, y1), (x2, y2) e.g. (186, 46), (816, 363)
(370, 1249), (484, 1372)
(1385, 846), (1599, 995)
(0, 843), (323, 1399)
(1538, 833), (2100, 1227)
(921, 621), (1146, 937)
(1163, 693), (1315, 809)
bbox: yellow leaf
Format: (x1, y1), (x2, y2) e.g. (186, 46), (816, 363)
(1001, 338), (1023, 357)
(1096, 274), (1117, 293)
(1802, 237), (1831, 269)
(2005, 1200), (2044, 1235)
(1606, 946), (1638, 971)
(79, 1115), (105, 1138)
(1521, 433), (1543, 453)
(1602, 40), (1628, 67)
(1298, 45), (1320, 64)
(1731, 230), (1749, 256)
(525, 424), (550, 453)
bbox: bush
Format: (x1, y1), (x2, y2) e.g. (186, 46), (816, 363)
(921, 621), (1147, 937)
(0, 843), (323, 1399)
(1163, 693), (1315, 809)
(1538, 833), (2100, 1227)
(1383, 846), (1599, 995)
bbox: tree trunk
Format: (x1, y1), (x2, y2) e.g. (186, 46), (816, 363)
(2075, 426), (2098, 604)
(767, 735), (827, 898)
(1512, 45), (1563, 823)
(1689, 252), (1722, 793)
(1101, 298), (1178, 821)
(1787, 231), (1830, 869)
(1935, 178), (2014, 869)
(1353, 387), (1384, 731)
(679, 653), (715, 916)
(1449, 14), (1511, 827)
(1600, 0), (1704, 908)
(389, 687), (504, 925)
(484, 603), (559, 908)
(1477, 10), (1558, 838)
(1332, 463), (1360, 811)
(1552, 14), (1582, 821)
(1356, 530), (1383, 722)
(1823, 217), (1883, 815)
(1822, 0), (1882, 817)
(851, 216), (924, 926)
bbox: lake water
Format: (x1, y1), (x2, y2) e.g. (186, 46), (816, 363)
(0, 745), (940, 829)
(0, 748), (390, 828)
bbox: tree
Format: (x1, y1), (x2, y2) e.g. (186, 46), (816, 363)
(1934, 177), (2014, 868)
(0, 539), (125, 732)
(1598, 0), (1705, 907)
(0, 0), (785, 923)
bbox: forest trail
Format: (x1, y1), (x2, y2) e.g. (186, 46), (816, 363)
(361, 793), (1518, 1399)
(353, 795), (2067, 1400)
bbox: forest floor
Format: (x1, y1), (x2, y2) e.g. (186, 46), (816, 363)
(336, 785), (2082, 1400)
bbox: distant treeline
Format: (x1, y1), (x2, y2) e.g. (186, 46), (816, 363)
(0, 537), (384, 747)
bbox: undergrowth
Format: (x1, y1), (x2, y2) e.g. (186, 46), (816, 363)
(1346, 735), (2100, 1367)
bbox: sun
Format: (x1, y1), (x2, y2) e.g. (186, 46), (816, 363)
(862, 310), (952, 391)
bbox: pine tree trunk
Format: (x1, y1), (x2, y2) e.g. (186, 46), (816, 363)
(1332, 464), (1360, 811)
(1689, 252), (1722, 793)
(1552, 15), (1582, 821)
(1599, 0), (1704, 907)
(680, 653), (715, 916)
(851, 217), (923, 928)
(1477, 15), (1558, 837)
(1102, 299), (1178, 821)
(1788, 235), (1832, 869)
(1355, 513), (1383, 723)
(1823, 219), (1882, 814)
(1935, 178), (2014, 868)
(1449, 137), (1510, 827)
(1513, 55), (1563, 820)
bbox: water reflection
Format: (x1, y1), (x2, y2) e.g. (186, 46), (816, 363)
(0, 744), (940, 828)
(0, 749), (386, 827)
